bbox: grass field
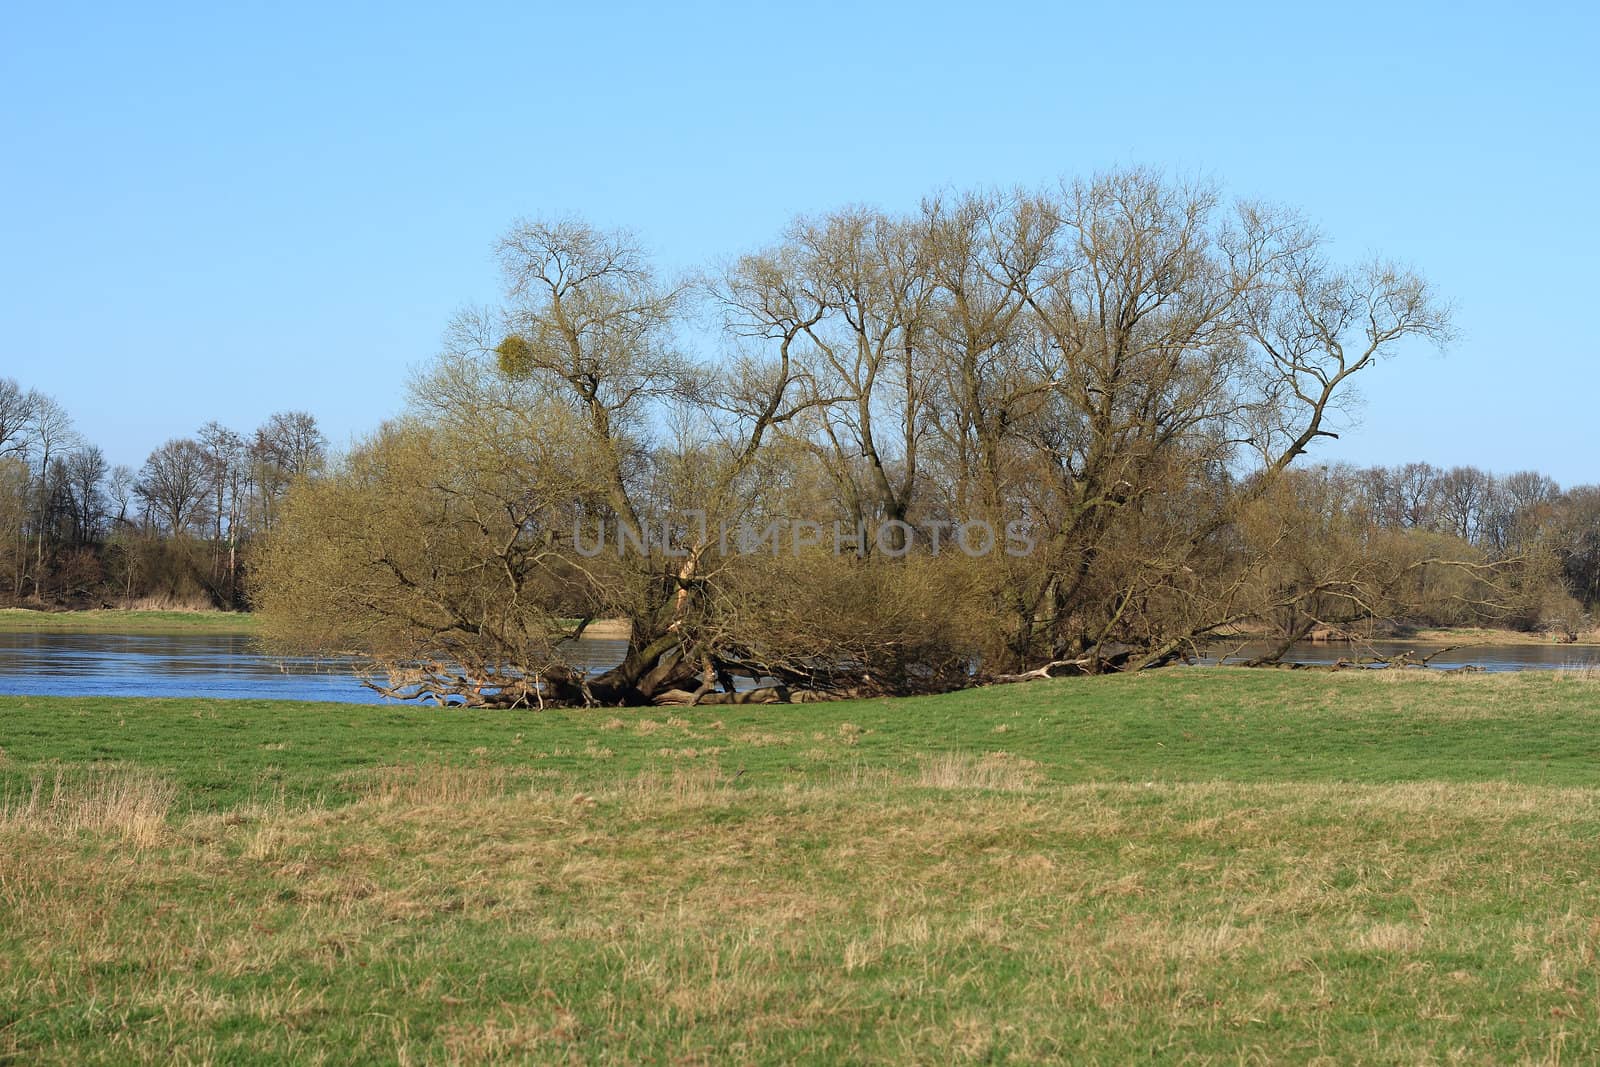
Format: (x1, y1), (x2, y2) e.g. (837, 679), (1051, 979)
(0, 608), (260, 635)
(4, 670), (1600, 1063)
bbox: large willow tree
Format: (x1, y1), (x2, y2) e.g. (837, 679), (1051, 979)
(253, 170), (1453, 706)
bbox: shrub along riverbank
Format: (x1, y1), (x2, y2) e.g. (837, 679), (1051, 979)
(4, 670), (1600, 1061)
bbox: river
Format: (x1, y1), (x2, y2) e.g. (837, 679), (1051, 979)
(0, 631), (631, 703)
(0, 632), (1596, 703)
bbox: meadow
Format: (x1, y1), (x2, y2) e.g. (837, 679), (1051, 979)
(4, 669), (1600, 1063)
(0, 608), (260, 636)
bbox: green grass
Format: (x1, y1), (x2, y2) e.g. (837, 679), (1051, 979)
(4, 670), (1600, 1063)
(0, 608), (260, 635)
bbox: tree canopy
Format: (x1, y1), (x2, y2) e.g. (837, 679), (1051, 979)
(251, 170), (1507, 708)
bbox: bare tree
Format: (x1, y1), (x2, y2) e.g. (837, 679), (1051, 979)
(106, 465), (136, 530)
(1554, 485), (1600, 609)
(198, 422), (242, 539)
(252, 174), (1463, 704)
(25, 393), (80, 597)
(786, 208), (934, 553)
(250, 411), (327, 532)
(1481, 470), (1561, 557)
(1436, 465), (1492, 543)
(0, 379), (35, 460)
(136, 438), (211, 535)
(257, 411), (326, 477)
(65, 445), (108, 543)
(1394, 462), (1441, 530)
(198, 421), (248, 598)
(0, 457), (29, 595)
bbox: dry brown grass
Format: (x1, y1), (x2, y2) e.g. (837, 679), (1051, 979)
(576, 617), (631, 640)
(347, 763), (519, 807)
(112, 594), (220, 613)
(0, 765), (176, 846)
(607, 759), (734, 809)
(916, 750), (1042, 791)
(9, 768), (1600, 1062)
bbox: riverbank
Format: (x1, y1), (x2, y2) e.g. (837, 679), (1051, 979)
(1399, 624), (1600, 647)
(0, 609), (635, 641)
(1211, 622), (1600, 649)
(5, 670), (1600, 1061)
(2, 608), (1579, 653)
(0, 607), (261, 635)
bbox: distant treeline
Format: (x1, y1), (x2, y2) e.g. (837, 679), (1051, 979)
(0, 376), (325, 610)
(1, 375), (1595, 635)
(1275, 461), (1596, 637)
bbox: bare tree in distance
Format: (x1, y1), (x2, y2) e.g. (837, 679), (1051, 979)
(136, 438), (211, 536)
(65, 445), (108, 544)
(198, 421), (247, 595)
(25, 393), (80, 597)
(251, 411), (327, 533)
(106, 464), (136, 530)
(0, 379), (36, 460)
(257, 411), (326, 477)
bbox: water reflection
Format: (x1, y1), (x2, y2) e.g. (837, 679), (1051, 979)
(0, 632), (630, 703)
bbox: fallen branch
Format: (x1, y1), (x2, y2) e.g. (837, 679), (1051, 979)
(989, 646), (1140, 685)
(989, 658), (1094, 684)
(652, 685), (793, 706)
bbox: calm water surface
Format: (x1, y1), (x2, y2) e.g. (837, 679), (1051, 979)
(0, 632), (630, 703)
(1, 633), (1596, 703)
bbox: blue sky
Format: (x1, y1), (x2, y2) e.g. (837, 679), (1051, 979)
(4, 1), (1596, 483)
